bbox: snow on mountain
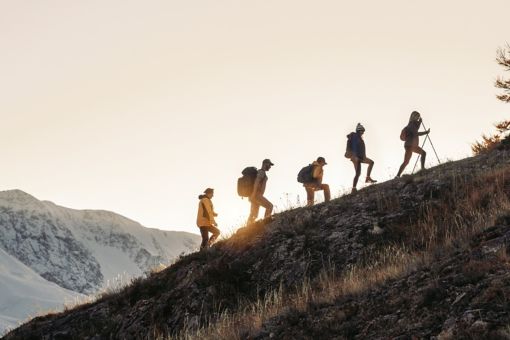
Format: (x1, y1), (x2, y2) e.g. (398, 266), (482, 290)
(0, 190), (201, 294)
(0, 248), (82, 336)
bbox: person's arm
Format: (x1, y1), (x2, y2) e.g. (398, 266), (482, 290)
(351, 134), (361, 158)
(250, 173), (262, 199)
(312, 165), (320, 179)
(312, 165), (322, 183)
(418, 129), (430, 136)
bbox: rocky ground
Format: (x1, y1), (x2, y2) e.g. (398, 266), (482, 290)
(254, 217), (510, 339)
(4, 148), (510, 339)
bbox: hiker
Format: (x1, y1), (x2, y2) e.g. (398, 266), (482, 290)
(248, 159), (274, 223)
(347, 123), (377, 193)
(197, 188), (220, 250)
(302, 157), (331, 206)
(396, 111), (430, 177)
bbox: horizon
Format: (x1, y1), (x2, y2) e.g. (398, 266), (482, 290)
(1, 1), (509, 234)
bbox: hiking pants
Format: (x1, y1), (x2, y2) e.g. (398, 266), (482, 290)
(248, 196), (273, 223)
(199, 225), (220, 250)
(397, 145), (426, 177)
(305, 184), (331, 206)
(351, 157), (374, 189)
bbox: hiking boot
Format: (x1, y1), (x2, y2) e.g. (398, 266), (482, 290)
(365, 177), (377, 184)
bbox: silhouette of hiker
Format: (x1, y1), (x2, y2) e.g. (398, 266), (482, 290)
(248, 159), (274, 223)
(197, 188), (220, 250)
(396, 111), (430, 177)
(347, 123), (377, 193)
(304, 157), (331, 206)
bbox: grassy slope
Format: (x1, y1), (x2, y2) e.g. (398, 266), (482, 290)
(5, 149), (510, 340)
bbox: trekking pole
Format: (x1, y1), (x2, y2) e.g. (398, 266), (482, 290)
(421, 120), (441, 164)
(412, 133), (429, 174)
(411, 120), (441, 174)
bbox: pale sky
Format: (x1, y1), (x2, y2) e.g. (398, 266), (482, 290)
(0, 1), (508, 234)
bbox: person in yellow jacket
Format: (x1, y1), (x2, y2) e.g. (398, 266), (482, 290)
(196, 188), (220, 250)
(304, 157), (331, 206)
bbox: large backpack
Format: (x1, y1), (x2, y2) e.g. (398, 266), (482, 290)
(344, 133), (353, 158)
(237, 167), (258, 197)
(297, 164), (314, 184)
(400, 126), (408, 141)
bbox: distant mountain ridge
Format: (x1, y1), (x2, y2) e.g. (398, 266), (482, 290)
(0, 189), (201, 294)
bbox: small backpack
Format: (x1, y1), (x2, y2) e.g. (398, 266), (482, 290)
(297, 164), (315, 184)
(344, 133), (353, 158)
(400, 127), (408, 141)
(237, 167), (258, 197)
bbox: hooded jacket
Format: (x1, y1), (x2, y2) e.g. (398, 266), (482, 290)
(197, 195), (217, 227)
(348, 132), (366, 159)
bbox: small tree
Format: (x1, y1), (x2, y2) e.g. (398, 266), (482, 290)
(472, 45), (510, 155)
(496, 44), (510, 103)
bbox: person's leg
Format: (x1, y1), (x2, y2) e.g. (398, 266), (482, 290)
(320, 184), (331, 202)
(362, 157), (376, 183)
(410, 146), (427, 170)
(305, 186), (315, 206)
(351, 158), (361, 190)
(258, 196), (273, 218)
(207, 225), (221, 245)
(396, 147), (413, 177)
(199, 227), (209, 250)
(248, 200), (260, 224)
(416, 147), (427, 170)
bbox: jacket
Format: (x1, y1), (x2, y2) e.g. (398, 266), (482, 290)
(304, 161), (324, 187)
(350, 132), (366, 159)
(405, 120), (421, 147)
(196, 195), (217, 227)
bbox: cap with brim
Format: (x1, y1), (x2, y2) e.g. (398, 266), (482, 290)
(317, 157), (327, 165)
(263, 159), (275, 166)
(204, 188), (214, 194)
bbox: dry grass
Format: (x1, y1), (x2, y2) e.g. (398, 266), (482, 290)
(169, 166), (510, 340)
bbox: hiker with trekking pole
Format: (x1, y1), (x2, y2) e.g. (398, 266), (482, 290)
(345, 123), (378, 193)
(396, 111), (440, 177)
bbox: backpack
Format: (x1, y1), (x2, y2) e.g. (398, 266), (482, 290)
(344, 134), (353, 158)
(237, 167), (258, 197)
(297, 164), (314, 184)
(400, 126), (408, 141)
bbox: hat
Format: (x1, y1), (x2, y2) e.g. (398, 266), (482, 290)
(317, 156), (327, 165)
(263, 159), (275, 166)
(203, 188), (214, 194)
(356, 123), (365, 132)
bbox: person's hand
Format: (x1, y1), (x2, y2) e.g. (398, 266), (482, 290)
(426, 128), (431, 134)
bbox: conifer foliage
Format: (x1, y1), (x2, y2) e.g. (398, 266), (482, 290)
(472, 44), (510, 155)
(496, 44), (510, 103)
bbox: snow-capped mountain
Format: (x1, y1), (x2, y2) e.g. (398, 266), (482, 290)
(0, 248), (83, 335)
(0, 190), (201, 294)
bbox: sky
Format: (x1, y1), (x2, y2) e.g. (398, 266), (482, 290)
(0, 0), (508, 235)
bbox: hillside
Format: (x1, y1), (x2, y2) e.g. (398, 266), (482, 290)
(4, 148), (510, 339)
